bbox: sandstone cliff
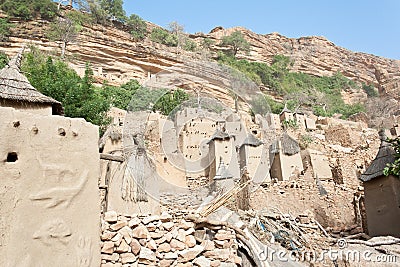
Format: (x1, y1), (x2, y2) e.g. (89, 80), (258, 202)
(2, 18), (400, 103)
(207, 27), (400, 97)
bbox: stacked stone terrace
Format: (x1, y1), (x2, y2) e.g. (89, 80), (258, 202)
(101, 211), (242, 267)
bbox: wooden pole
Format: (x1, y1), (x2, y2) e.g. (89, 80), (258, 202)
(100, 153), (124, 162)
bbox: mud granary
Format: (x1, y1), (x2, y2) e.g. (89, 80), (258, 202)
(360, 130), (400, 237)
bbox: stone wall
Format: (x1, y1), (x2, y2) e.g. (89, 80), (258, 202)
(251, 180), (360, 230)
(101, 211), (242, 266)
(0, 107), (101, 266)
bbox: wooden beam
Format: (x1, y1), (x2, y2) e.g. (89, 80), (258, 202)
(100, 153), (124, 162)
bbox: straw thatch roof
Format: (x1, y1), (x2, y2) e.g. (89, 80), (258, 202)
(213, 157), (233, 180)
(360, 130), (395, 182)
(207, 129), (232, 143)
(270, 132), (300, 155)
(240, 134), (263, 148)
(0, 48), (63, 115)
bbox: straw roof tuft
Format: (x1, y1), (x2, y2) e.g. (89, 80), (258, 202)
(240, 134), (263, 148)
(207, 129), (232, 143)
(360, 130), (395, 182)
(0, 47), (63, 115)
(270, 132), (300, 155)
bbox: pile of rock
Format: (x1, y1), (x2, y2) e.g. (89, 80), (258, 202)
(160, 189), (206, 214)
(101, 211), (242, 266)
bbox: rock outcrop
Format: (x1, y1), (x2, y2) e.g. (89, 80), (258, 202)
(2, 17), (400, 102)
(207, 27), (400, 97)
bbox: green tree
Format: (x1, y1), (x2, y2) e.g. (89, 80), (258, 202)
(126, 14), (147, 40)
(22, 48), (110, 128)
(102, 79), (141, 109)
(362, 82), (378, 97)
(0, 0), (58, 20)
(168, 21), (184, 48)
(85, 0), (108, 24)
(218, 54), (365, 118)
(150, 28), (177, 47)
(183, 38), (197, 51)
(0, 51), (8, 68)
(0, 18), (13, 42)
(221, 31), (250, 57)
(100, 0), (125, 20)
(47, 16), (81, 59)
(153, 88), (189, 115)
(383, 137), (400, 177)
(127, 87), (189, 116)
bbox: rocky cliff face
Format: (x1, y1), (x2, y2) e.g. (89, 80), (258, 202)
(207, 27), (400, 98)
(2, 19), (400, 102)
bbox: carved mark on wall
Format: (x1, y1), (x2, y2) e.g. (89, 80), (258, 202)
(37, 158), (77, 183)
(76, 236), (92, 267)
(29, 170), (89, 208)
(32, 218), (72, 246)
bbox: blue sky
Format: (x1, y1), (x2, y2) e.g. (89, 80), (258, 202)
(123, 0), (400, 60)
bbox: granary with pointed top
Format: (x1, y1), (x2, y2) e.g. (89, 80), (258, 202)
(269, 132), (304, 181)
(239, 133), (269, 184)
(360, 129), (400, 237)
(207, 128), (240, 182)
(0, 48), (63, 115)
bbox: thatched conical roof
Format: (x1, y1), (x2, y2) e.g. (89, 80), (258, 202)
(240, 134), (263, 148)
(270, 132), (300, 155)
(207, 129), (232, 143)
(0, 47), (63, 115)
(360, 130), (395, 182)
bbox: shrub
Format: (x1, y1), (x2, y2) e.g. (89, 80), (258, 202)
(102, 79), (141, 110)
(65, 10), (93, 26)
(220, 30), (250, 57)
(126, 14), (147, 41)
(249, 95), (271, 115)
(0, 50), (8, 68)
(22, 48), (110, 128)
(0, 18), (12, 42)
(282, 119), (298, 130)
(0, 0), (58, 20)
(383, 137), (400, 177)
(362, 82), (378, 97)
(150, 28), (177, 47)
(201, 37), (215, 50)
(300, 134), (314, 149)
(183, 38), (197, 51)
(218, 54), (365, 118)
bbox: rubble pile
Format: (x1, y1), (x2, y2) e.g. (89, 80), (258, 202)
(101, 210), (242, 267)
(241, 209), (330, 252)
(160, 190), (206, 215)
